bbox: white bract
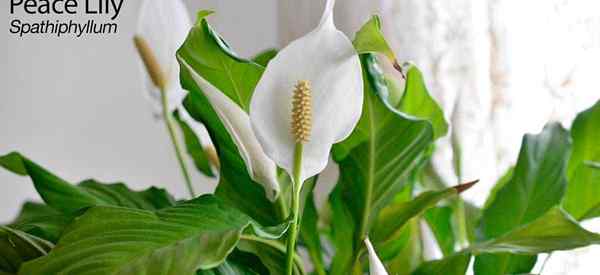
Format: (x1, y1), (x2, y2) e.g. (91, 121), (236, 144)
(136, 0), (191, 114)
(365, 238), (389, 275)
(178, 60), (280, 201)
(250, 0), (363, 183)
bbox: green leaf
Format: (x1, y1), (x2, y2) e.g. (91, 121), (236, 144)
(382, 219), (423, 275)
(353, 16), (396, 62)
(251, 49), (278, 67)
(473, 207), (600, 254)
(424, 206), (456, 256)
(173, 110), (215, 177)
(183, 92), (279, 225)
(473, 253), (537, 275)
(9, 202), (72, 243)
(351, 13), (449, 139)
(237, 238), (304, 275)
(1, 153), (102, 213)
(19, 195), (288, 275)
(372, 183), (415, 262)
(0, 152), (27, 175)
(563, 100), (600, 220)
(0, 153), (176, 214)
(372, 182), (476, 246)
(178, 11), (263, 112)
(329, 54), (434, 274)
(474, 123), (571, 275)
(0, 226), (53, 274)
(398, 66), (449, 139)
(196, 250), (266, 275)
(412, 252), (471, 275)
(196, 260), (259, 275)
(178, 13), (280, 225)
(478, 123), (571, 239)
(328, 187), (356, 275)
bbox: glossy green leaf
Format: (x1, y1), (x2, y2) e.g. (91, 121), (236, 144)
(474, 123), (571, 275)
(178, 11), (263, 112)
(563, 101), (600, 220)
(19, 195), (288, 275)
(473, 253), (536, 275)
(372, 182), (475, 246)
(178, 13), (280, 225)
(385, 221), (423, 275)
(424, 206), (456, 256)
(0, 152), (175, 214)
(477, 123), (571, 239)
(251, 49), (278, 67)
(412, 252), (471, 275)
(329, 54), (434, 274)
(183, 91), (279, 225)
(0, 226), (53, 274)
(328, 187), (356, 275)
(473, 208), (600, 275)
(473, 207), (600, 254)
(173, 110), (215, 177)
(0, 153), (27, 176)
(398, 66), (449, 139)
(9, 202), (71, 243)
(196, 261), (259, 275)
(370, 181), (415, 262)
(353, 16), (396, 62)
(237, 238), (304, 275)
(378, 205), (423, 275)
(196, 250), (266, 275)
(352, 15), (448, 140)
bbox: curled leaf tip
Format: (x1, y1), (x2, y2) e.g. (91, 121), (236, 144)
(196, 10), (215, 24)
(454, 179), (479, 193)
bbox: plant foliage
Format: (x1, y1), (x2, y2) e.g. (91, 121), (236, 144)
(1, 10), (598, 275)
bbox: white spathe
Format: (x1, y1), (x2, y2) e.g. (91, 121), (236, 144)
(178, 59), (280, 201)
(136, 0), (191, 114)
(365, 238), (389, 275)
(249, 0), (363, 183)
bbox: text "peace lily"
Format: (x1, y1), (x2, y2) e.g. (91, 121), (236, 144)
(10, 0), (124, 20)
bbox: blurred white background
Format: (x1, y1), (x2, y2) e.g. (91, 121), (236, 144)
(1, 0), (599, 274)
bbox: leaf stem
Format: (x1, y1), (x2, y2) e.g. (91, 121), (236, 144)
(241, 234), (305, 273)
(454, 199), (469, 248)
(160, 89), (195, 198)
(286, 143), (304, 275)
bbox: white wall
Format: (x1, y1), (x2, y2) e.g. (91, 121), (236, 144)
(0, 0), (279, 222)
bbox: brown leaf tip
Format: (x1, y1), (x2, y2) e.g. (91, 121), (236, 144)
(392, 59), (406, 80)
(453, 179), (479, 194)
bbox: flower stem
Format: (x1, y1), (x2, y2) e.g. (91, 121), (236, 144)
(285, 143), (304, 275)
(160, 89), (195, 198)
(455, 199), (469, 248)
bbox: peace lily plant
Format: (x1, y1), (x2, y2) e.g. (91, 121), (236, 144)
(1, 0), (600, 274)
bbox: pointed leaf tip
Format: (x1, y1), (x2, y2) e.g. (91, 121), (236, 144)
(0, 151), (28, 175)
(392, 60), (406, 79)
(453, 179), (479, 194)
(197, 10), (215, 21)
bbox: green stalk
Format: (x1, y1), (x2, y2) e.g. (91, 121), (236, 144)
(285, 143), (304, 275)
(160, 89), (195, 198)
(454, 199), (469, 248)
